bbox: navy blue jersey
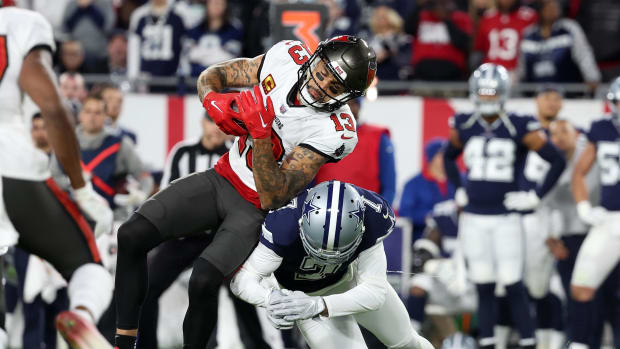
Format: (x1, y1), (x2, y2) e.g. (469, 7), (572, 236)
(130, 4), (186, 76)
(518, 128), (551, 213)
(453, 112), (541, 214)
(520, 19), (600, 84)
(428, 200), (458, 257)
(587, 116), (620, 211)
(185, 21), (243, 77)
(259, 186), (395, 293)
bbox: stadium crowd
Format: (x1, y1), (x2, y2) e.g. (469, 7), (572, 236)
(2, 1), (620, 349)
(11, 0), (620, 91)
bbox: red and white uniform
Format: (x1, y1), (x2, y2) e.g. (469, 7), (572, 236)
(474, 7), (537, 71)
(215, 40), (358, 208)
(0, 8), (55, 181)
(0, 8), (56, 248)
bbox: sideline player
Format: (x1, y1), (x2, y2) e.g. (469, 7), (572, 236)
(231, 181), (433, 349)
(570, 76), (620, 349)
(443, 63), (565, 349)
(0, 6), (114, 349)
(114, 36), (377, 349)
(512, 86), (565, 349)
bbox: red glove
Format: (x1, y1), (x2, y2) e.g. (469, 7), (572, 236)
(202, 91), (247, 136)
(237, 85), (275, 139)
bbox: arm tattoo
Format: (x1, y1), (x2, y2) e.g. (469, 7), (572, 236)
(252, 139), (326, 210)
(197, 55), (264, 101)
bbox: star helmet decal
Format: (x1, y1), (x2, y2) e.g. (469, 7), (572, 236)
(302, 192), (321, 226)
(347, 198), (364, 231)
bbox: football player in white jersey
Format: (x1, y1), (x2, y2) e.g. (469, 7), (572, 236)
(0, 6), (114, 349)
(114, 35), (376, 349)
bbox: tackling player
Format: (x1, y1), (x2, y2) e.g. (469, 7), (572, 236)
(443, 63), (565, 349)
(114, 36), (376, 349)
(0, 6), (114, 349)
(230, 181), (433, 349)
(570, 76), (620, 349)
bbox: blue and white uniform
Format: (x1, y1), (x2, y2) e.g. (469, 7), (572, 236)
(410, 200), (476, 317)
(231, 184), (430, 349)
(572, 116), (620, 289)
(452, 112), (540, 285)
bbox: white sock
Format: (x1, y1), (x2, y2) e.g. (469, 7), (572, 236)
(68, 263), (113, 323)
(549, 330), (565, 349)
(568, 342), (588, 349)
(495, 326), (510, 349)
(72, 308), (95, 324)
(536, 329), (551, 349)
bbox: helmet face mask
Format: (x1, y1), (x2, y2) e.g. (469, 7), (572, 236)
(298, 54), (351, 112)
(297, 36), (377, 112)
(469, 63), (510, 118)
(299, 181), (366, 265)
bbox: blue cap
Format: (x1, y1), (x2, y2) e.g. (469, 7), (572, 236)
(425, 138), (446, 162)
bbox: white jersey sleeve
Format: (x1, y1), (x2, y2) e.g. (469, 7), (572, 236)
(6, 8), (55, 57)
(230, 243), (283, 307)
(299, 106), (358, 163)
(322, 242), (388, 317)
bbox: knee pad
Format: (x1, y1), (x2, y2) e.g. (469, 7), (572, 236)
(117, 214), (161, 254)
(68, 263), (113, 322)
(188, 259), (224, 299)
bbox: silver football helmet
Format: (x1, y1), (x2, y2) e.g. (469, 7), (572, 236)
(299, 181), (365, 265)
(607, 76), (620, 116)
(469, 63), (511, 117)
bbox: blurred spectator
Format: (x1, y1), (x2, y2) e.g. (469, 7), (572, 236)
(62, 0), (116, 67)
(313, 98), (397, 205)
(128, 0), (188, 84)
(517, 0), (600, 87)
(105, 30), (129, 76)
(319, 0), (361, 37)
(57, 40), (87, 74)
(237, 0), (269, 57)
(59, 72), (87, 120)
(574, 0), (620, 81)
(16, 0), (72, 40)
(50, 93), (153, 211)
(400, 138), (456, 240)
(100, 83), (137, 144)
(368, 5), (411, 80)
(184, 0), (243, 77)
(473, 0), (537, 73)
(405, 0), (473, 81)
(31, 113), (51, 156)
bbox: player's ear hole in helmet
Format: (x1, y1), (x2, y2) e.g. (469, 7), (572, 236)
(298, 181), (366, 265)
(298, 36), (377, 112)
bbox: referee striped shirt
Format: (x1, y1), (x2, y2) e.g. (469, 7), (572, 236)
(161, 138), (231, 188)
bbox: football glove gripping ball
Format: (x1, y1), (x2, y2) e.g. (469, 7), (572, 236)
(202, 91), (247, 136)
(237, 85), (275, 139)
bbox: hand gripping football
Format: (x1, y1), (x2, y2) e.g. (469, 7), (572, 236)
(203, 91), (248, 136)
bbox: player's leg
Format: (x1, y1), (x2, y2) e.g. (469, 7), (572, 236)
(3, 177), (112, 348)
(115, 171), (223, 348)
(297, 315), (367, 349)
(570, 224), (620, 348)
(408, 274), (433, 331)
(494, 213), (535, 349)
(182, 172), (266, 349)
(460, 212), (496, 349)
(355, 284), (433, 349)
(136, 234), (212, 349)
(522, 212), (557, 349)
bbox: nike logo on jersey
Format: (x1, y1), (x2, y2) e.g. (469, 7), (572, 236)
(341, 135), (354, 140)
(210, 101), (223, 113)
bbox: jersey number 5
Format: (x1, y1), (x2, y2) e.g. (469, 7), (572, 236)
(0, 36), (8, 83)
